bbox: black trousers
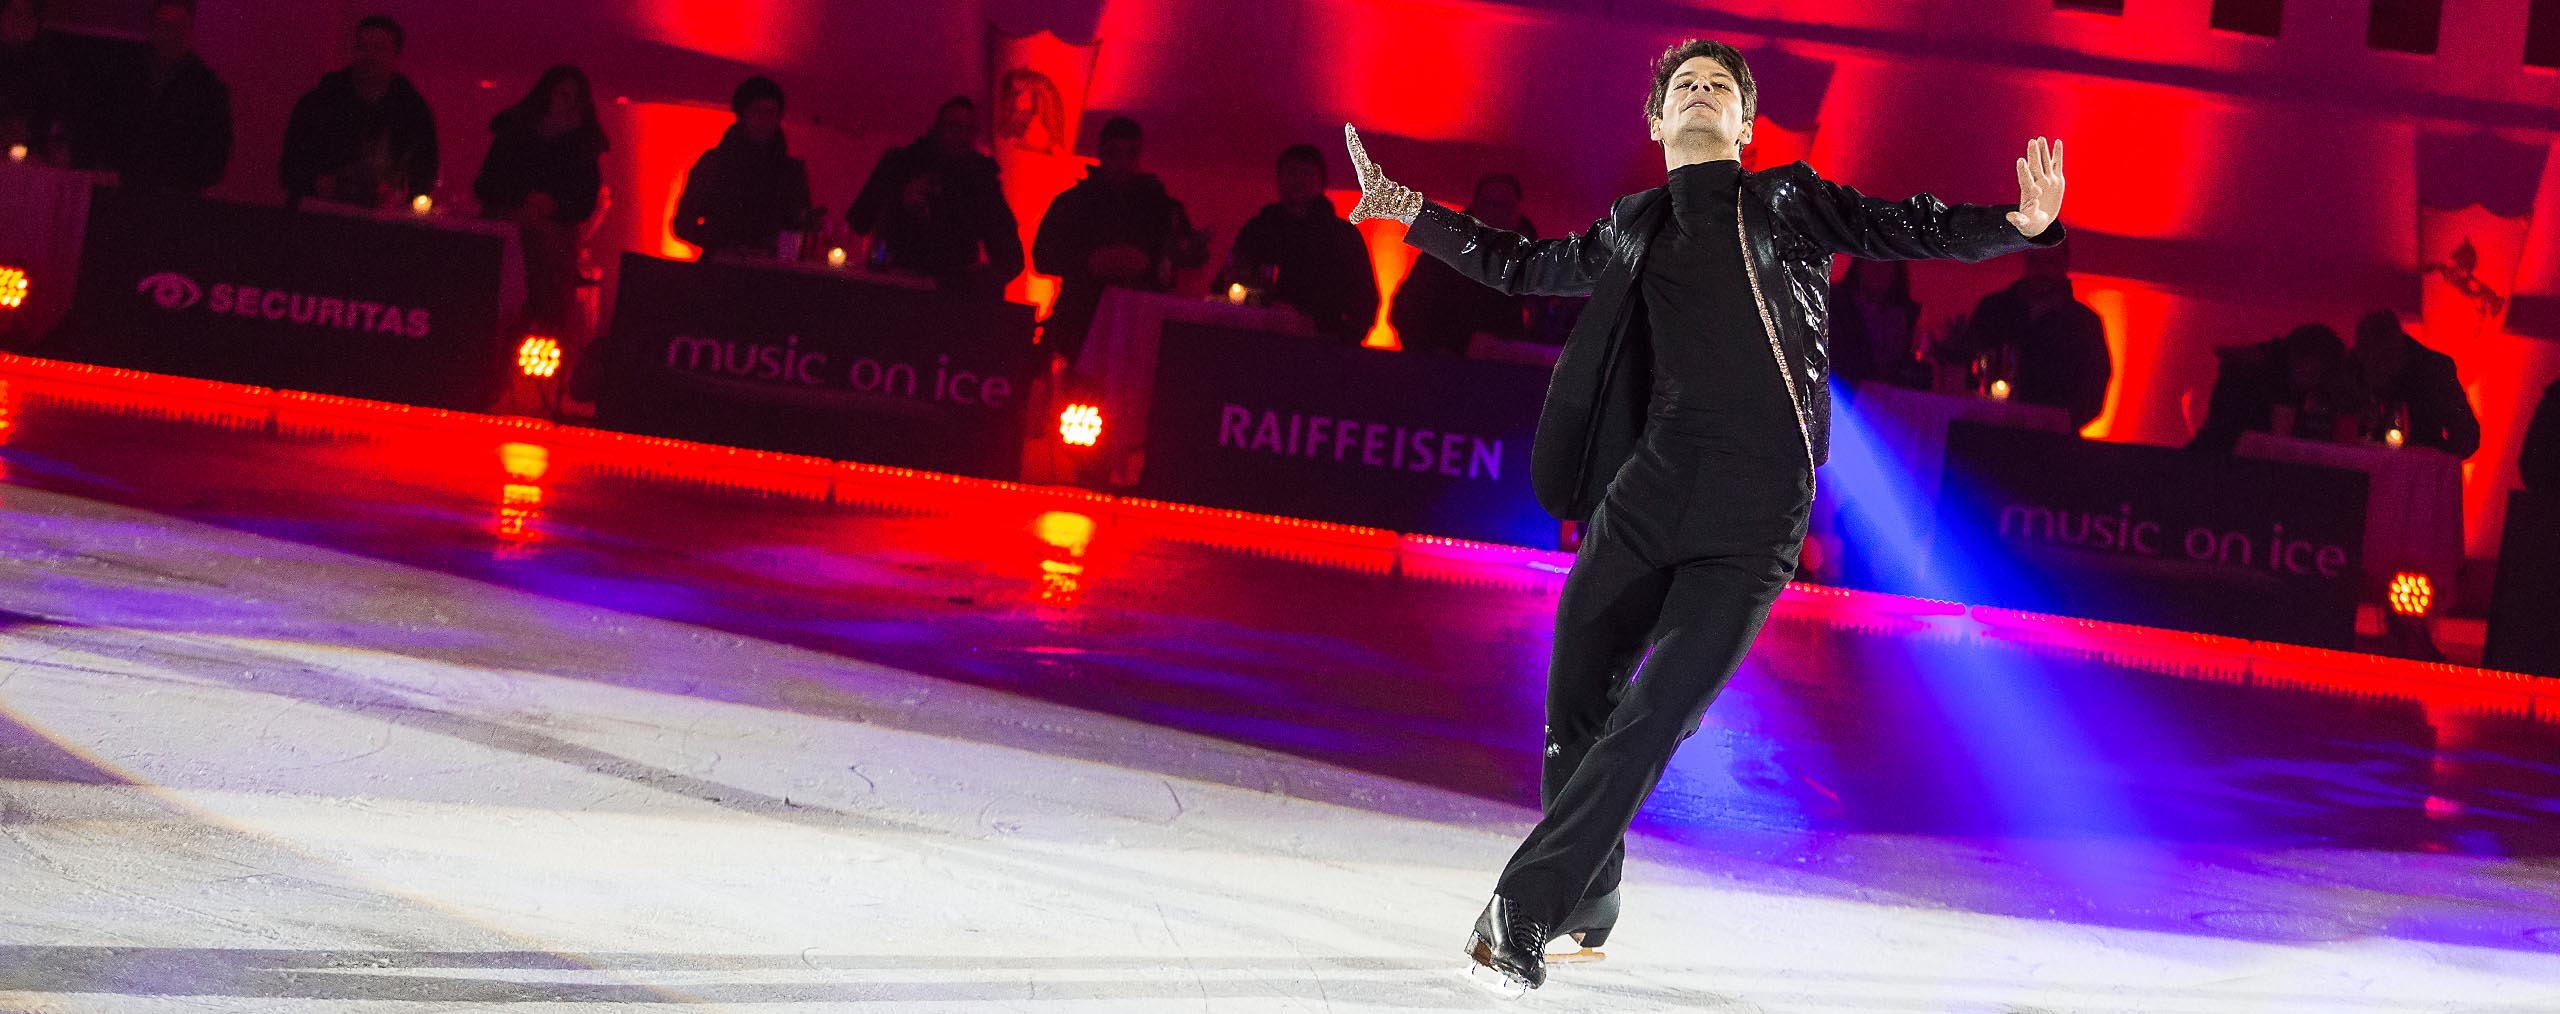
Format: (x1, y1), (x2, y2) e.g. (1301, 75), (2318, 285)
(1496, 434), (1811, 927)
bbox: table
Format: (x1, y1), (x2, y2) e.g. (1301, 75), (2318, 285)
(47, 189), (516, 410)
(2236, 431), (2465, 594)
(1078, 288), (1312, 477)
(0, 161), (94, 342)
(593, 253), (1036, 481)
(1136, 320), (1551, 545)
(301, 199), (525, 326)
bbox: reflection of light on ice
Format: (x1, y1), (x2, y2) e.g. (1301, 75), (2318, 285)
(1035, 510), (1093, 606)
(0, 491), (2552, 1010)
(497, 442), (550, 553)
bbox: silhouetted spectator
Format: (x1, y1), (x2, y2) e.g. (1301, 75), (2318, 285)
(1222, 143), (1378, 344)
(2522, 378), (2560, 492)
(475, 65), (606, 332)
(1827, 258), (1920, 390)
(849, 96), (1024, 298)
(1389, 173), (1536, 357)
(2188, 324), (2351, 454)
(88, 0), (230, 192)
(2352, 309), (2480, 459)
(1031, 116), (1206, 366)
(280, 15), (435, 208)
(1967, 242), (2110, 428)
(671, 76), (812, 260)
(0, 0), (68, 164)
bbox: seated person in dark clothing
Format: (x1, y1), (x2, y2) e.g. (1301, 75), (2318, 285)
(90, 0), (230, 192)
(1826, 258), (1921, 390)
(2523, 378), (2560, 492)
(671, 76), (813, 261)
(849, 96), (1024, 297)
(2352, 309), (2481, 459)
(1965, 242), (2110, 428)
(474, 65), (607, 332)
(280, 15), (436, 208)
(0, 0), (68, 164)
(2187, 323), (2354, 454)
(1389, 173), (1537, 357)
(1220, 143), (1379, 344)
(1031, 115), (1206, 367)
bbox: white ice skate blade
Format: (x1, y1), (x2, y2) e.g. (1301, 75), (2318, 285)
(1463, 957), (1530, 999)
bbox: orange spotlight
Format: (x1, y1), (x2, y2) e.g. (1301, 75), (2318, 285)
(1059, 403), (1103, 448)
(516, 336), (563, 379)
(2388, 572), (2434, 618)
(0, 266), (28, 311)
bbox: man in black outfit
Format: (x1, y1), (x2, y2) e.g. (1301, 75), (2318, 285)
(2352, 309), (2480, 459)
(279, 14), (435, 208)
(671, 76), (812, 261)
(2185, 324), (2354, 454)
(1389, 173), (1537, 357)
(1031, 115), (1207, 367)
(1967, 242), (2110, 429)
(848, 96), (1024, 298)
(1348, 38), (2067, 991)
(1223, 143), (1379, 343)
(93, 0), (230, 193)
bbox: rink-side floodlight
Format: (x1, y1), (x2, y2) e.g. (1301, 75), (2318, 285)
(1060, 403), (1103, 448)
(2388, 571), (2434, 618)
(517, 336), (563, 379)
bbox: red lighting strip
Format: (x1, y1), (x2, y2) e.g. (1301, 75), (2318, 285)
(1, 353), (2550, 720)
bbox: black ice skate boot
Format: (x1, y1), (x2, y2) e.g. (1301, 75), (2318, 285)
(1549, 887), (1618, 964)
(1463, 894), (1549, 993)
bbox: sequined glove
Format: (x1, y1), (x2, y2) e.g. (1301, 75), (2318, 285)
(1344, 124), (1423, 225)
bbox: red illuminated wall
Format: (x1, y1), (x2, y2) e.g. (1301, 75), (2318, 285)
(45, 0), (2560, 557)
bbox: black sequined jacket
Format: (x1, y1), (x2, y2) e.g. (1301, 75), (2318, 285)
(1404, 159), (2065, 520)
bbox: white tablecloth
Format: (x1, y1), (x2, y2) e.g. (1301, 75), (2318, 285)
(1079, 288), (1312, 472)
(2235, 431), (2465, 593)
(0, 161), (94, 341)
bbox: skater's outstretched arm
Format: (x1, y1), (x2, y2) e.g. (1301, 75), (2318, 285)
(1347, 124), (1610, 298)
(1798, 137), (2067, 263)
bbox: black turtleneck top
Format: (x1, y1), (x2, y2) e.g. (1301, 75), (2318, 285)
(1638, 159), (1800, 457)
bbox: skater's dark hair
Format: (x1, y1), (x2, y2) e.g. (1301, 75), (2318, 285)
(1646, 39), (1754, 125)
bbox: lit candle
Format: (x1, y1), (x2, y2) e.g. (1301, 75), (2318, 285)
(410, 194), (433, 215)
(827, 247), (848, 269)
(1226, 283), (1248, 305)
(6, 145), (25, 163)
(1988, 379), (2011, 401)
(2384, 428), (2405, 449)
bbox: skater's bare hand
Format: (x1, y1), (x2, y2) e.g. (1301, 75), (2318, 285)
(2007, 136), (2064, 238)
(1345, 124), (1423, 225)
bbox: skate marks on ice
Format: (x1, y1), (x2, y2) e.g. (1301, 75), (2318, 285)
(0, 489), (1735, 1010)
(0, 475), (2557, 1009)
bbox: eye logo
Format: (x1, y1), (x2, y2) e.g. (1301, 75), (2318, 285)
(136, 272), (203, 311)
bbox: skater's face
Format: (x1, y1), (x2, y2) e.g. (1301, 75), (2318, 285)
(1648, 57), (1749, 152)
